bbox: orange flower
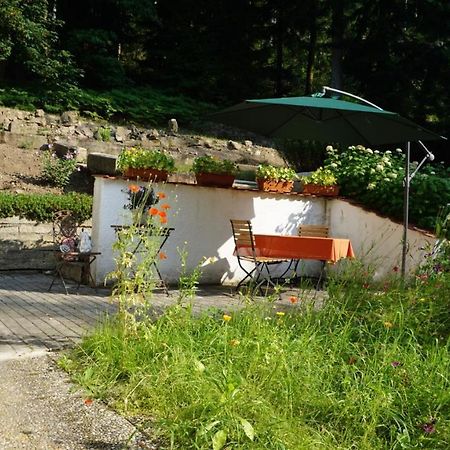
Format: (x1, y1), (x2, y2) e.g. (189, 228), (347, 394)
(149, 207), (159, 216)
(289, 296), (298, 304)
(161, 203), (171, 210)
(157, 192), (166, 199)
(128, 184), (140, 193)
(159, 216), (168, 224)
(158, 210), (167, 218)
(159, 252), (167, 260)
(84, 398), (93, 406)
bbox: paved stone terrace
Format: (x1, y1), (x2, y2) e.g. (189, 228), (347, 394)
(0, 272), (322, 361)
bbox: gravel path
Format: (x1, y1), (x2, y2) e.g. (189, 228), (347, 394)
(0, 354), (156, 450)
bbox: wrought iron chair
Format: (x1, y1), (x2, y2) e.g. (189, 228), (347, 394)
(297, 224), (329, 289)
(230, 219), (289, 294)
(48, 210), (99, 294)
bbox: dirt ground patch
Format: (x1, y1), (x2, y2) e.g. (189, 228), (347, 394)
(0, 142), (93, 195)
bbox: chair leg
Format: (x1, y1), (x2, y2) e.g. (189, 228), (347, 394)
(315, 261), (326, 291)
(48, 262), (69, 295)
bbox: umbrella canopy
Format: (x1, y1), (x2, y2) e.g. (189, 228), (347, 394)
(210, 96), (443, 146)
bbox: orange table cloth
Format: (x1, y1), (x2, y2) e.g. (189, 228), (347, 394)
(248, 234), (355, 263)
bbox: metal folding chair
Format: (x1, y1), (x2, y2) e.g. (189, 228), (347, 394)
(230, 219), (289, 294)
(111, 224), (174, 294)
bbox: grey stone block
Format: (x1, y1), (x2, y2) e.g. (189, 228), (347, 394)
(87, 152), (119, 175)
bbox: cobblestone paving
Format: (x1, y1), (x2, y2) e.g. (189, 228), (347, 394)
(0, 272), (323, 361)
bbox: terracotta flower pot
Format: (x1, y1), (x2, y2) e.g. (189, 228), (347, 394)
(123, 168), (168, 182)
(257, 179), (294, 193)
(302, 184), (340, 196)
(195, 172), (235, 188)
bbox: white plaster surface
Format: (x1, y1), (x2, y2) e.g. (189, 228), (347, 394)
(91, 177), (325, 285)
(328, 199), (435, 279)
(91, 178), (435, 285)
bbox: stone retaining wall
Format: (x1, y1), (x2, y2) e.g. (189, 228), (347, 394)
(0, 218), (54, 270)
(0, 217), (92, 271)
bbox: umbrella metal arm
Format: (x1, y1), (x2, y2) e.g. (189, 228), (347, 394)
(322, 86), (384, 110)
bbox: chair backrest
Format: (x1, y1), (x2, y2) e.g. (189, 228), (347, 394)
(298, 224), (329, 238)
(230, 219), (257, 257)
(53, 210), (78, 241)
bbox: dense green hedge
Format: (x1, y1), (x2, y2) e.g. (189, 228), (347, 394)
(0, 86), (214, 126)
(0, 192), (92, 223)
(325, 145), (450, 231)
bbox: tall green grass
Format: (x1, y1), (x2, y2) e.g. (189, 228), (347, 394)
(62, 272), (450, 449)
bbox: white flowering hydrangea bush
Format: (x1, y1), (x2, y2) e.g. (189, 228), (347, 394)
(324, 145), (450, 230)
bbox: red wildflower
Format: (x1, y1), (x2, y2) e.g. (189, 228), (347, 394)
(158, 210), (167, 218)
(128, 184), (140, 193)
(157, 192), (166, 199)
(84, 398), (93, 406)
(149, 207), (159, 216)
(159, 216), (168, 224)
(159, 252), (167, 260)
(289, 296), (298, 304)
(161, 203), (171, 210)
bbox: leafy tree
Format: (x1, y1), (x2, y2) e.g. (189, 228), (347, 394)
(57, 0), (158, 88)
(0, 0), (79, 86)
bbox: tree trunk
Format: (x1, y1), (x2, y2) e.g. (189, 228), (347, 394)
(275, 5), (283, 96)
(304, 4), (317, 95)
(330, 0), (344, 89)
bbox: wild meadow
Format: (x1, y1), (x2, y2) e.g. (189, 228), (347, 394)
(61, 256), (450, 449)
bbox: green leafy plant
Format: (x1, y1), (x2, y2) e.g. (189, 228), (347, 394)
(116, 146), (176, 172)
(300, 167), (337, 186)
(177, 246), (207, 302)
(325, 145), (450, 230)
(41, 149), (78, 188)
(192, 155), (238, 175)
(256, 164), (298, 181)
(0, 192), (92, 222)
(96, 126), (111, 142)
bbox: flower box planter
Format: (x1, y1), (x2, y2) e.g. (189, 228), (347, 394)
(123, 168), (168, 182)
(257, 179), (294, 193)
(195, 172), (236, 188)
(302, 184), (340, 197)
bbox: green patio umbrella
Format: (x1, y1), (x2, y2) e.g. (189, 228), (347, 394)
(211, 89), (446, 277)
(210, 95), (443, 146)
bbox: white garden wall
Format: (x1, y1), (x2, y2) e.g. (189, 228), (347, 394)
(91, 177), (326, 285)
(90, 177), (436, 285)
(328, 199), (435, 279)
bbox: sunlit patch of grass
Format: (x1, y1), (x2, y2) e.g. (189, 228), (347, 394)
(62, 272), (450, 449)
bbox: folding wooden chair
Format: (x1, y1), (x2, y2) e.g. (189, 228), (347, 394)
(297, 224), (329, 289)
(230, 219), (289, 294)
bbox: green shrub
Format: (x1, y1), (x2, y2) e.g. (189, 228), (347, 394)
(116, 146), (175, 172)
(325, 145), (450, 230)
(41, 149), (78, 188)
(0, 85), (214, 126)
(256, 164), (298, 181)
(300, 167), (337, 186)
(0, 192), (92, 222)
(192, 155), (238, 175)
(96, 126), (111, 142)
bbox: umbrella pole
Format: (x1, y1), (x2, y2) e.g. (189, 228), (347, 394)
(401, 141), (411, 278)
